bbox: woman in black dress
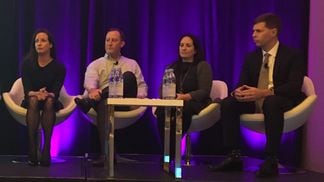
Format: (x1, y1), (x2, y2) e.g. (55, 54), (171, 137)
(21, 29), (66, 166)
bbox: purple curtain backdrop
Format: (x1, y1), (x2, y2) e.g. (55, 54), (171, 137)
(0, 0), (309, 166)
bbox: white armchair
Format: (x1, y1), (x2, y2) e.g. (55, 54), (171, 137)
(86, 107), (147, 130)
(80, 91), (147, 130)
(2, 78), (76, 127)
(2, 78), (76, 162)
(185, 80), (228, 165)
(152, 80), (229, 165)
(240, 76), (317, 133)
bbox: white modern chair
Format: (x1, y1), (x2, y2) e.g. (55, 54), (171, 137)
(185, 80), (228, 165)
(2, 78), (76, 161)
(87, 107), (147, 130)
(240, 76), (317, 133)
(2, 78), (76, 127)
(152, 80), (228, 165)
(80, 91), (147, 130)
(240, 76), (317, 173)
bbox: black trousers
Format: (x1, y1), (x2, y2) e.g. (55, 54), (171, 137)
(221, 95), (294, 156)
(156, 99), (208, 158)
(88, 71), (138, 154)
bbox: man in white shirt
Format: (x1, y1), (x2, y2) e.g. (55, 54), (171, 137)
(75, 28), (147, 167)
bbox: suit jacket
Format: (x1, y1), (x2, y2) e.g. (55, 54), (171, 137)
(238, 44), (306, 104)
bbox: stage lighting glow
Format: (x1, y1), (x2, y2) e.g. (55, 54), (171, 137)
(175, 167), (182, 178)
(164, 155), (170, 163)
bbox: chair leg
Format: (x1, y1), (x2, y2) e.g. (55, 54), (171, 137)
(185, 134), (191, 166)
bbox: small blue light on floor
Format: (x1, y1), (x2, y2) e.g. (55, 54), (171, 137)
(164, 155), (170, 162)
(175, 167), (182, 178)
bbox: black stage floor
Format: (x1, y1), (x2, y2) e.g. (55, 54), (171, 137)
(0, 154), (323, 182)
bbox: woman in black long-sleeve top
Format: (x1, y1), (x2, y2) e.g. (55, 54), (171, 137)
(21, 29), (66, 166)
(156, 34), (213, 158)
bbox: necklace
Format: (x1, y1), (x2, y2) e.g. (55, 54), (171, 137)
(179, 63), (192, 93)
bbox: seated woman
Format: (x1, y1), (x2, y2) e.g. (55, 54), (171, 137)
(21, 29), (66, 166)
(156, 34), (213, 159)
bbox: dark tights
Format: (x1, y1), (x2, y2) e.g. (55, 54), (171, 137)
(26, 96), (55, 162)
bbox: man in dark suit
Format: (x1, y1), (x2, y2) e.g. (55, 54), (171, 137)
(209, 13), (306, 178)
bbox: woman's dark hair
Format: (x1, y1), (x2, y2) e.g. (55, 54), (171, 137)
(177, 34), (205, 64)
(25, 29), (56, 61)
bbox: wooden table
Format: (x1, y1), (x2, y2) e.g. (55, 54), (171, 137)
(105, 98), (184, 178)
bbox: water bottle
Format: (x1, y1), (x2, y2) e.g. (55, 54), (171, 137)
(162, 69), (176, 143)
(162, 69), (169, 99)
(162, 68), (176, 99)
(115, 67), (124, 98)
(167, 68), (176, 99)
(108, 67), (116, 98)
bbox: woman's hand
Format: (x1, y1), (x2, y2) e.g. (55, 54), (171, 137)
(176, 93), (192, 101)
(28, 87), (55, 101)
(37, 87), (50, 100)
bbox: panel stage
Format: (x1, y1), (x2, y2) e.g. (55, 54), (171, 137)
(0, 154), (323, 181)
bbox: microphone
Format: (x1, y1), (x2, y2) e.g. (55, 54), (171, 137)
(106, 53), (119, 65)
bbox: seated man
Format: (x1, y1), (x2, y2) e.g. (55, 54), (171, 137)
(209, 13), (306, 178)
(75, 28), (147, 167)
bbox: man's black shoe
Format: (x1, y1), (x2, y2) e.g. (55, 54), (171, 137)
(209, 156), (243, 172)
(256, 157), (279, 178)
(75, 98), (91, 113)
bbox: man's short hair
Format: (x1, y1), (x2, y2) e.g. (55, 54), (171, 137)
(254, 13), (281, 35)
(108, 28), (125, 41)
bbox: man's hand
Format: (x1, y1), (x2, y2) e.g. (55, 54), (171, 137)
(137, 94), (146, 99)
(233, 85), (271, 102)
(88, 89), (102, 101)
(176, 93), (192, 101)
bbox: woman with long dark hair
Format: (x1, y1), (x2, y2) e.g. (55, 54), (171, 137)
(156, 34), (213, 158)
(21, 29), (66, 166)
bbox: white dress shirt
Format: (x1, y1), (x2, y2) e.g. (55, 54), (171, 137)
(84, 54), (148, 98)
(262, 41), (279, 89)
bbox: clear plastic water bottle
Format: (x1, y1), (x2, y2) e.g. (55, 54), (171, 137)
(115, 67), (124, 98)
(162, 69), (169, 99)
(162, 68), (176, 99)
(108, 67), (116, 98)
(167, 68), (176, 99)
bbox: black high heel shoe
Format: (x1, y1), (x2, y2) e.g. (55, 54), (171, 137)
(39, 154), (51, 167)
(39, 159), (51, 167)
(27, 157), (38, 166)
